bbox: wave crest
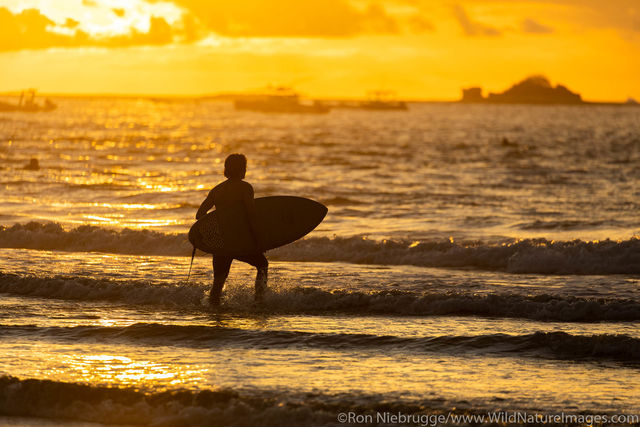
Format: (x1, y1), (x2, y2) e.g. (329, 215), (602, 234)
(0, 376), (338, 426)
(2, 272), (639, 321)
(0, 222), (191, 255)
(1, 222), (639, 274)
(3, 324), (639, 362)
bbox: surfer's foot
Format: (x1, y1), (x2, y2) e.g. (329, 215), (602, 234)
(209, 282), (225, 306)
(254, 284), (266, 303)
(254, 289), (266, 303)
(208, 291), (222, 306)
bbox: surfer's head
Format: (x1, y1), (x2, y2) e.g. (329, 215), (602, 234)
(224, 153), (247, 179)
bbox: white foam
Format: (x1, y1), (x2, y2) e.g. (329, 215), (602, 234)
(1, 222), (639, 274)
(2, 272), (639, 321)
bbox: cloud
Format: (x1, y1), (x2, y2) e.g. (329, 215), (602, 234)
(0, 7), (62, 51)
(0, 7), (185, 51)
(521, 18), (553, 34)
(0, 0), (433, 53)
(363, 3), (399, 34)
(408, 15), (435, 33)
(102, 16), (174, 47)
(161, 0), (402, 38)
(64, 18), (80, 29)
(453, 4), (501, 36)
(461, 0), (640, 35)
(549, 0), (640, 34)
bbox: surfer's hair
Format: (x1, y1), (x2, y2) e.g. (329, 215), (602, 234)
(224, 153), (247, 179)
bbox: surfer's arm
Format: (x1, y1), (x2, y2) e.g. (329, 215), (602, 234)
(196, 189), (215, 219)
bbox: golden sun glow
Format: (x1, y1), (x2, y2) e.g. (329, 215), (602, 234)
(0, 0), (639, 101)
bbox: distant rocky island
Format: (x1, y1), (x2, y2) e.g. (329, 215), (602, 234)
(461, 75), (583, 104)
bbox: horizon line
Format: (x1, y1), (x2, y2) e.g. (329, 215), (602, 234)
(0, 90), (636, 105)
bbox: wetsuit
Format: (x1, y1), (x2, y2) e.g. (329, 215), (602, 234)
(196, 178), (267, 304)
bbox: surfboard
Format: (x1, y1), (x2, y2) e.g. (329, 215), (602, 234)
(188, 196), (327, 256)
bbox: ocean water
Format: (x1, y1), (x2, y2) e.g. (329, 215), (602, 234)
(0, 98), (639, 426)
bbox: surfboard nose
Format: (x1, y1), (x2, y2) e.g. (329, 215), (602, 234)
(305, 198), (328, 225)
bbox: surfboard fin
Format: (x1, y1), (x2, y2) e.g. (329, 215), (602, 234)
(187, 245), (196, 282)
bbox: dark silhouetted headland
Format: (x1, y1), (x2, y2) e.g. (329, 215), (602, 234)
(462, 75), (583, 104)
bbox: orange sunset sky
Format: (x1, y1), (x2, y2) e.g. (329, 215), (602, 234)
(0, 0), (639, 101)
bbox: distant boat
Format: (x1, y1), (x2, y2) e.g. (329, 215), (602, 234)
(233, 86), (330, 114)
(330, 90), (408, 111)
(359, 90), (408, 110)
(0, 89), (57, 112)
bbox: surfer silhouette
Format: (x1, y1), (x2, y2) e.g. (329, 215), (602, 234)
(196, 154), (268, 305)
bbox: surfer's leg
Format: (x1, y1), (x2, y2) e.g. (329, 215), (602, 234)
(254, 263), (268, 302)
(236, 254), (268, 302)
(210, 255), (232, 305)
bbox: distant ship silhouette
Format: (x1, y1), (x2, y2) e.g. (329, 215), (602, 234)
(234, 86), (329, 114)
(0, 89), (57, 112)
(461, 75), (583, 104)
(304, 90), (408, 112)
(357, 90), (407, 110)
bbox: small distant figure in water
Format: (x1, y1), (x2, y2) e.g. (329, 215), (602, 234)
(23, 158), (40, 171)
(501, 137), (515, 147)
(196, 154), (268, 305)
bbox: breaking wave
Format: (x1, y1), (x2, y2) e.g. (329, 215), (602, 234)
(0, 222), (191, 256)
(273, 235), (640, 275)
(2, 324), (639, 362)
(516, 219), (626, 231)
(0, 272), (204, 307)
(0, 376), (342, 427)
(2, 272), (640, 322)
(2, 221), (640, 274)
(3, 376), (556, 427)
